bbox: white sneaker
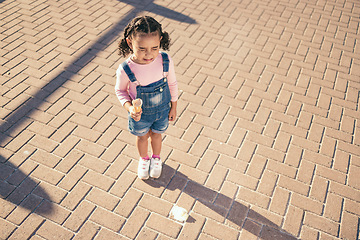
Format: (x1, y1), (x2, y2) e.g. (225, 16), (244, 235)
(150, 157), (162, 178)
(138, 158), (150, 180)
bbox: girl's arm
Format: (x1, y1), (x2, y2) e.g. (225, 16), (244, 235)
(115, 65), (141, 121)
(115, 67), (132, 105)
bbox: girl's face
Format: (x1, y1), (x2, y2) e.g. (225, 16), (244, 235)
(127, 32), (161, 65)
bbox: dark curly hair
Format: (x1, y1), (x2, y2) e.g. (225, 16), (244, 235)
(118, 16), (171, 57)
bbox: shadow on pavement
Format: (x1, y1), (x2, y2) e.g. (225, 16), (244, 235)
(145, 164), (298, 240)
(120, 0), (196, 24)
(0, 155), (53, 215)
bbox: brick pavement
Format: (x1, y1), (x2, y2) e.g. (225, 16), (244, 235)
(1, 0), (360, 239)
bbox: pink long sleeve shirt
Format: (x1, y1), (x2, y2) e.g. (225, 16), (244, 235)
(115, 52), (178, 106)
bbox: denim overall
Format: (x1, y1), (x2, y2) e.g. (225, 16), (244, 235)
(121, 52), (171, 136)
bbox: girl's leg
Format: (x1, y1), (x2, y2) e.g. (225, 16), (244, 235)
(149, 130), (163, 178)
(137, 132), (151, 180)
(149, 130), (162, 156)
(137, 132), (150, 158)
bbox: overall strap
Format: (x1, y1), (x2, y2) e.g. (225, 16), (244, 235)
(121, 61), (138, 83)
(161, 52), (169, 74)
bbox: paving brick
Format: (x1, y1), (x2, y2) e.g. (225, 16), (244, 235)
(146, 213), (182, 238)
(348, 164), (360, 190)
(94, 227), (127, 239)
(178, 212), (205, 240)
(333, 150), (350, 173)
(303, 149), (332, 167)
(63, 200), (96, 232)
(177, 165), (207, 185)
(161, 174), (187, 203)
(27, 121), (56, 138)
(226, 200), (249, 229)
(283, 205), (303, 237)
(55, 149), (84, 174)
(110, 170), (137, 198)
(188, 136), (211, 158)
(135, 227), (158, 240)
(115, 188), (143, 218)
(261, 226), (296, 240)
(235, 140), (257, 163)
(50, 122), (78, 145)
(31, 164), (64, 185)
(36, 200), (71, 224)
(227, 170), (258, 190)
(32, 182), (66, 203)
(340, 211), (358, 240)
(267, 160), (297, 179)
(0, 218), (17, 240)
(120, 207), (150, 239)
(30, 149), (61, 168)
(300, 225), (320, 240)
(205, 165), (227, 191)
(297, 159), (315, 184)
(263, 119), (281, 139)
(248, 205), (283, 229)
(284, 144), (303, 167)
(169, 149), (199, 168)
(90, 207), (125, 232)
(139, 194), (173, 216)
(324, 193), (343, 222)
(273, 131), (292, 152)
(197, 150), (218, 172)
(36, 220), (74, 240)
(203, 219), (239, 240)
(76, 139), (106, 157)
(344, 198), (360, 217)
(193, 200), (227, 223)
(100, 140), (127, 164)
(257, 169), (278, 196)
(291, 193), (323, 215)
(0, 198), (16, 219)
(270, 187), (290, 216)
(72, 221), (100, 240)
(304, 212), (339, 237)
(5, 130), (35, 153)
(184, 181), (217, 203)
(237, 187), (270, 209)
(8, 213), (44, 240)
(164, 135), (192, 153)
(79, 154), (109, 174)
(239, 219), (261, 240)
(61, 181), (91, 210)
(257, 145), (285, 163)
(86, 187), (119, 211)
(329, 181), (360, 202)
(310, 175), (329, 203)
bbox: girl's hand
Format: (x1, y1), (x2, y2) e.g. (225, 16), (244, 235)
(168, 106), (177, 121)
(129, 106), (142, 121)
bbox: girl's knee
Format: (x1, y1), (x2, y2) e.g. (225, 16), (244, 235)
(149, 131), (161, 138)
(138, 132), (150, 141)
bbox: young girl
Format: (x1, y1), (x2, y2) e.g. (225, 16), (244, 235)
(115, 16), (178, 180)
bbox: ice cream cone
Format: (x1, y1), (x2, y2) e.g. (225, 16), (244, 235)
(132, 98), (142, 113)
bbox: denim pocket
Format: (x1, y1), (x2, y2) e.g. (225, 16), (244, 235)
(139, 80), (171, 113)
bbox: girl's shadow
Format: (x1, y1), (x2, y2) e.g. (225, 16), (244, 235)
(144, 164), (298, 240)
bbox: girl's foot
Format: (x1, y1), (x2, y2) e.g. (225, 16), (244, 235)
(150, 157), (162, 178)
(138, 157), (150, 179)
